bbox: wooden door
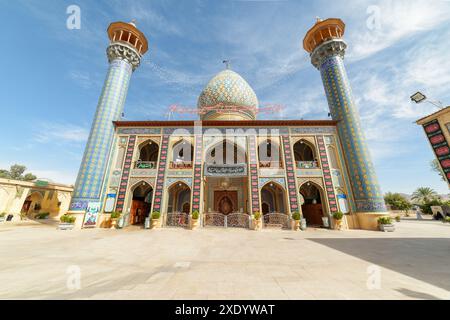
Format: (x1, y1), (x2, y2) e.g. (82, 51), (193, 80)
(214, 191), (238, 215)
(302, 204), (324, 226)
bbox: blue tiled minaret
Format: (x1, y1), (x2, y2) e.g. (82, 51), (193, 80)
(69, 21), (148, 212)
(303, 18), (387, 218)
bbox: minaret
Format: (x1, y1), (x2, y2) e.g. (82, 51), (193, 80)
(303, 18), (387, 228)
(69, 21), (148, 214)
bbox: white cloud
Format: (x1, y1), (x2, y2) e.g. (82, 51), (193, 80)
(347, 0), (450, 61)
(33, 123), (89, 144)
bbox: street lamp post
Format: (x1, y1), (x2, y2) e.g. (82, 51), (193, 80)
(410, 91), (443, 109)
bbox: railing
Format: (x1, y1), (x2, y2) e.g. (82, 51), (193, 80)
(203, 212), (250, 228)
(204, 212), (226, 227)
(169, 161), (193, 169)
(135, 161), (157, 169)
(296, 161), (319, 169)
(227, 213), (250, 228)
(166, 212), (189, 228)
(263, 213), (290, 229)
(259, 160), (283, 169)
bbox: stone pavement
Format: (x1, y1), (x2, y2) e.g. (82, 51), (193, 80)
(0, 220), (449, 300)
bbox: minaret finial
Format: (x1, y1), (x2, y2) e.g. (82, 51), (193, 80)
(222, 60), (230, 70)
(129, 19), (137, 27)
(315, 16), (322, 23)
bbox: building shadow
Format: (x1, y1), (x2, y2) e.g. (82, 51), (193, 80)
(307, 238), (450, 292)
(396, 288), (441, 300)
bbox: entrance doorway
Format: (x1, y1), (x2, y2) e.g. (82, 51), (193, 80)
(131, 182), (153, 225)
(214, 191), (238, 215)
(300, 182), (325, 226)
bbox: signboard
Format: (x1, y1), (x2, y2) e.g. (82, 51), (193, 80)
(104, 194), (116, 213)
(337, 194), (349, 214)
(34, 180), (49, 187)
(204, 164), (247, 177)
(423, 119), (450, 185)
(83, 202), (101, 228)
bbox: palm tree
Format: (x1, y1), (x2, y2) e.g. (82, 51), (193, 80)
(411, 187), (439, 204)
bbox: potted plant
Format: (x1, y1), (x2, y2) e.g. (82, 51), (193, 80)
(35, 212), (50, 220)
(252, 211), (262, 231)
(292, 211), (301, 231)
(191, 210), (200, 230)
(378, 216), (395, 232)
(58, 214), (76, 230)
(0, 212), (6, 223)
(332, 211), (344, 230)
(151, 211), (161, 229)
(110, 211), (121, 229)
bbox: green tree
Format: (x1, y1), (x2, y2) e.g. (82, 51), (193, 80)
(23, 173), (37, 181)
(431, 159), (446, 182)
(9, 164), (26, 180)
(411, 187), (439, 204)
(384, 192), (412, 214)
(0, 165), (36, 181)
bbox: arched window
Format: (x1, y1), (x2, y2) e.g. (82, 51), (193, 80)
(293, 140), (318, 169)
(258, 139), (282, 168)
(171, 140), (194, 169)
(205, 140), (246, 165)
(135, 140), (159, 169)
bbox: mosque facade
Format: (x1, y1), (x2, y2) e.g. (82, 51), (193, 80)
(67, 18), (387, 230)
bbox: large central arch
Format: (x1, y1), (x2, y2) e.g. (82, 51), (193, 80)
(205, 139), (247, 165)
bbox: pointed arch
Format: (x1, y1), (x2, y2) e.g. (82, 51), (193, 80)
(205, 138), (247, 165)
(260, 181), (287, 214)
(299, 180), (327, 227)
(293, 139), (318, 169)
(258, 139), (282, 168)
(129, 180), (153, 225)
(136, 139), (159, 168)
(167, 181), (191, 214)
(171, 139), (194, 169)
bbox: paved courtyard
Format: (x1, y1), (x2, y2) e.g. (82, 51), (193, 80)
(0, 220), (449, 300)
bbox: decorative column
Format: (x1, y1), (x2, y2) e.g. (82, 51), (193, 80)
(69, 21), (148, 214)
(248, 135), (260, 214)
(191, 126), (204, 214)
(303, 18), (387, 229)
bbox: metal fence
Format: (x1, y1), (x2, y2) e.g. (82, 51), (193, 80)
(166, 212), (189, 228)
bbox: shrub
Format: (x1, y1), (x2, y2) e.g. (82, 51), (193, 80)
(35, 212), (50, 219)
(60, 215), (76, 224)
(443, 217), (450, 223)
(191, 210), (199, 220)
(291, 211), (301, 221)
(332, 211), (344, 220)
(253, 211), (261, 220)
(419, 198), (444, 215)
(110, 211), (121, 219)
(0, 212), (6, 217)
(395, 215), (401, 222)
(384, 192), (412, 212)
(378, 216), (392, 225)
(151, 211), (160, 219)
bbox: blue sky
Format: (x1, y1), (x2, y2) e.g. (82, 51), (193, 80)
(1, 0), (449, 194)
